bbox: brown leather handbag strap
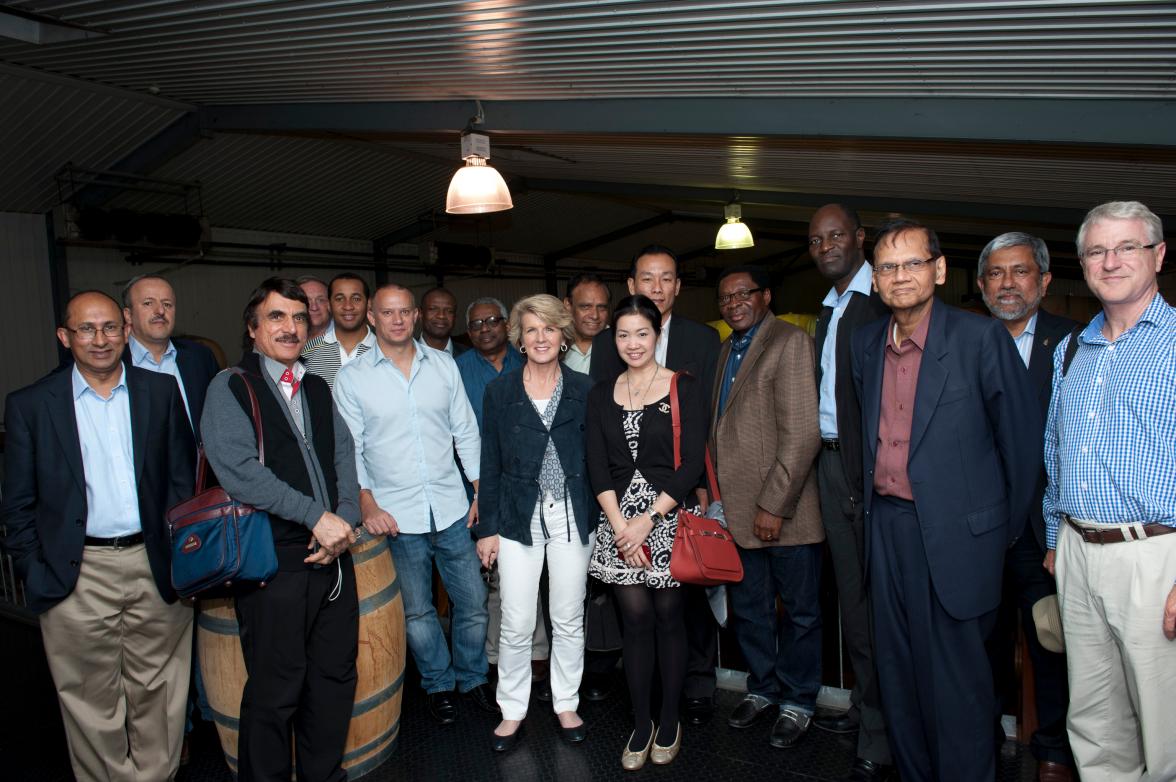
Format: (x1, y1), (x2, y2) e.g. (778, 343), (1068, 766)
(194, 367), (266, 492)
(668, 372), (720, 502)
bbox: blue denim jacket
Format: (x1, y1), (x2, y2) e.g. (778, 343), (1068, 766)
(475, 364), (597, 545)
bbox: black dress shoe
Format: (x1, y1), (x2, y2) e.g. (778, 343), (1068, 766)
(769, 708), (811, 749)
(814, 712), (859, 734)
(534, 677), (552, 703)
(728, 695), (774, 729)
(465, 682), (501, 715)
(684, 696), (714, 726)
(846, 758), (895, 781)
(559, 721), (588, 744)
(428, 691), (458, 725)
(581, 674), (612, 702)
(491, 724), (523, 753)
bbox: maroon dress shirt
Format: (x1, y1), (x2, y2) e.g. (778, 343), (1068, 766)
(872, 310), (931, 501)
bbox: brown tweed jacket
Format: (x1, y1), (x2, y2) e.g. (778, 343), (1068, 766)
(709, 316), (824, 550)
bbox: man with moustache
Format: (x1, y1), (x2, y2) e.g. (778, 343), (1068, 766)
(301, 272), (376, 388)
(201, 278), (361, 781)
(590, 245), (721, 724)
(807, 204), (893, 780)
(420, 287), (467, 356)
(1044, 201), (1175, 781)
(977, 232), (1076, 782)
(121, 274), (219, 438)
(298, 275), (331, 342)
(2, 291), (195, 781)
(710, 265), (825, 751)
(334, 284), (497, 724)
(563, 273), (610, 374)
(851, 218), (1039, 782)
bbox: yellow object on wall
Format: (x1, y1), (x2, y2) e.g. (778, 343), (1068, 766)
(708, 313), (818, 341)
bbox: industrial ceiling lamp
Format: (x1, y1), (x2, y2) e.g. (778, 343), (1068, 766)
(445, 100), (513, 215)
(714, 197), (754, 250)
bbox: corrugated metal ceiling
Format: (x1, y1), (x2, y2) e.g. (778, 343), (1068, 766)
(1, 1), (1173, 103)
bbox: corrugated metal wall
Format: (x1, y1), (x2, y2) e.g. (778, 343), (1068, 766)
(0, 213), (58, 420)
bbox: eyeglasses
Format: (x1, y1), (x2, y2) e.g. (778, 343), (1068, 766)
(63, 323), (123, 341)
(1080, 242), (1158, 263)
(469, 315), (506, 331)
(982, 266), (1039, 281)
(716, 288), (765, 307)
(874, 257), (937, 277)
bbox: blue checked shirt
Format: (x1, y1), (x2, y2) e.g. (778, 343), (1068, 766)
(1043, 293), (1176, 549)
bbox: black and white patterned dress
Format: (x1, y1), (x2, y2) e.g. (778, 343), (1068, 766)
(588, 406), (695, 589)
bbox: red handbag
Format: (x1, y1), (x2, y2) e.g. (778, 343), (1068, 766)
(667, 373), (744, 586)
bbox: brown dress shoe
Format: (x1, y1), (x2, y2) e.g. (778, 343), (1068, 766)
(1038, 760), (1073, 782)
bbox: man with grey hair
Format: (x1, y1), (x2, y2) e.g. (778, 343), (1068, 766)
(1043, 200), (1175, 780)
(297, 275), (331, 341)
(977, 232), (1077, 781)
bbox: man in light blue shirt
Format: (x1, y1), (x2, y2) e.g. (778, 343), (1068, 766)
(334, 283), (496, 724)
(1043, 201), (1176, 780)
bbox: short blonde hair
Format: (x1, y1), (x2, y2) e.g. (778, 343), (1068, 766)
(509, 294), (576, 349)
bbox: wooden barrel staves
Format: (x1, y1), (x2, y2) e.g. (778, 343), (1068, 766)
(196, 534), (407, 779)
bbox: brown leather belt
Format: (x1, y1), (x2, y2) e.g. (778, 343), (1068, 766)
(821, 439), (841, 451)
(1064, 516), (1176, 545)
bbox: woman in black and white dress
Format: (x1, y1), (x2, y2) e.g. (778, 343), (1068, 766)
(585, 294), (707, 771)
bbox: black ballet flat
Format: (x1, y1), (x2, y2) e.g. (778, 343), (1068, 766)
(560, 721), (588, 744)
(492, 724), (523, 753)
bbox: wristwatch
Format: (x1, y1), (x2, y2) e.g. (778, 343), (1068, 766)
(649, 510), (666, 526)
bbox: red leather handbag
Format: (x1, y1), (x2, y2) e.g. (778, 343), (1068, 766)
(667, 373), (744, 586)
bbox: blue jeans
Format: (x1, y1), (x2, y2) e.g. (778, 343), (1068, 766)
(728, 543), (823, 714)
(387, 516), (489, 694)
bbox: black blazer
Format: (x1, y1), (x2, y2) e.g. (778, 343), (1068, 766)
(815, 286), (891, 497)
(589, 315), (721, 414)
(585, 372), (707, 506)
(851, 299), (1041, 620)
(476, 365), (597, 545)
(1, 366), (196, 613)
(1024, 308), (1080, 550)
(121, 338), (219, 439)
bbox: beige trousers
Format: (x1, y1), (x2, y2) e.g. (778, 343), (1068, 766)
(39, 544), (193, 782)
(1056, 522), (1176, 781)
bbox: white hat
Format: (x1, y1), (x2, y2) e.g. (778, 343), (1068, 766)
(1032, 595), (1065, 654)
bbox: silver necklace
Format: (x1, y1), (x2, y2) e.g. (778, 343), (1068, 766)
(625, 366), (659, 410)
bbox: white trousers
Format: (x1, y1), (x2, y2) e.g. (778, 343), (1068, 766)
(1056, 521), (1176, 781)
(495, 495), (594, 719)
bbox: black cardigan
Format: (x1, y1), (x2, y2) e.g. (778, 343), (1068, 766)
(586, 372), (707, 506)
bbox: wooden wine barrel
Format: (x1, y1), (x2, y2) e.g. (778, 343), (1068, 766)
(196, 534), (406, 778)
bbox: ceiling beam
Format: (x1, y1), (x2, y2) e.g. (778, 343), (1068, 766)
(543, 213), (673, 265)
(205, 98), (1176, 148)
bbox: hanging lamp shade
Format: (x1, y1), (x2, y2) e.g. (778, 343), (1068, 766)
(715, 201), (754, 249)
(445, 131), (513, 214)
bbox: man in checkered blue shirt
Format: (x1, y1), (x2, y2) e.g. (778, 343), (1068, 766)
(1043, 200), (1175, 781)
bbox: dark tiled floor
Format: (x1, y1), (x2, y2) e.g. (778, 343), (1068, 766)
(1, 616), (1036, 781)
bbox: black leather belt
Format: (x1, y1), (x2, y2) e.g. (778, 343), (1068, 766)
(821, 439), (841, 451)
(84, 532), (144, 548)
(1065, 515), (1176, 545)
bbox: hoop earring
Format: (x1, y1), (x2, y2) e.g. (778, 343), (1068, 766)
(560, 343), (568, 353)
(520, 345), (526, 354)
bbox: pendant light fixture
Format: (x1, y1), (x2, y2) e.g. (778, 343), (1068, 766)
(445, 101), (513, 215)
(714, 198), (754, 250)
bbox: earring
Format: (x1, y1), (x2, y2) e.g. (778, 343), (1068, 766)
(560, 343), (568, 353)
(520, 345), (527, 354)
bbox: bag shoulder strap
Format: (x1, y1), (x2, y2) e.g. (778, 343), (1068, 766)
(195, 367), (266, 491)
(1061, 324), (1084, 377)
(668, 372), (721, 502)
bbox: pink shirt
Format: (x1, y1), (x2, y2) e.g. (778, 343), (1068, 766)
(872, 310), (931, 501)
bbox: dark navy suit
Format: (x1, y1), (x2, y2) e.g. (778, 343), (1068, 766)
(851, 298), (1040, 781)
(121, 338), (219, 440)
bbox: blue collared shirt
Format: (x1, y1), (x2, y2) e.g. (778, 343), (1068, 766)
(72, 365), (141, 537)
(1043, 293), (1176, 548)
(717, 317), (764, 416)
(1012, 312), (1038, 369)
(818, 262), (874, 439)
(455, 346), (525, 430)
(128, 334), (191, 423)
(333, 341), (481, 535)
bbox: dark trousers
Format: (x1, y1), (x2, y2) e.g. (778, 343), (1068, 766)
(817, 448), (891, 764)
(235, 554), (359, 782)
(728, 543), (823, 712)
(870, 495), (996, 782)
(989, 529), (1072, 765)
(683, 584), (718, 699)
